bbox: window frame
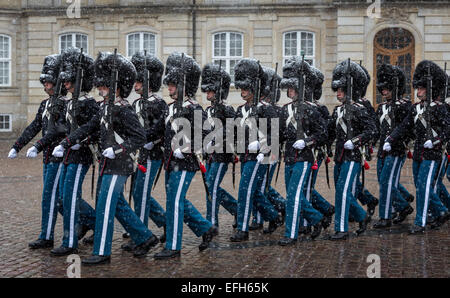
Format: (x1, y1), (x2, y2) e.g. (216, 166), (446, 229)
(0, 34), (11, 87)
(126, 32), (157, 58)
(212, 31), (244, 83)
(0, 113), (12, 132)
(58, 33), (88, 54)
(282, 31), (315, 66)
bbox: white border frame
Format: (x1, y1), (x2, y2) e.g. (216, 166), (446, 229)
(282, 31), (315, 66)
(58, 32), (89, 54)
(126, 32), (157, 58)
(212, 31), (244, 78)
(0, 34), (11, 87)
(0, 113), (12, 132)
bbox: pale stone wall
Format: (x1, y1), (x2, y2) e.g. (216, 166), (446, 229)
(1, 0), (450, 139)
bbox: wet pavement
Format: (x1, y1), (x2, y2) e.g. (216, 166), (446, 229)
(0, 140), (449, 278)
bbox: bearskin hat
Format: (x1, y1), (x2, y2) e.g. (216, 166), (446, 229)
(359, 64), (371, 98)
(413, 60), (447, 100)
(311, 66), (324, 101)
(260, 66), (281, 102)
(280, 56), (317, 101)
(59, 47), (94, 93)
(40, 54), (61, 85)
(234, 58), (265, 95)
(163, 52), (201, 97)
(93, 51), (137, 99)
(331, 60), (368, 100)
(376, 64), (406, 99)
(201, 63), (231, 100)
(131, 52), (164, 92)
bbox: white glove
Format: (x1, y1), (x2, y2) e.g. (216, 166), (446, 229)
(344, 140), (354, 150)
(70, 144), (81, 150)
(102, 147), (116, 159)
(383, 142), (392, 152)
(8, 148), (17, 159)
(143, 142), (154, 150)
(424, 140), (433, 149)
(256, 153), (265, 163)
(26, 146), (38, 158)
(52, 145), (65, 158)
(173, 148), (185, 159)
(293, 140), (306, 150)
(248, 141), (261, 152)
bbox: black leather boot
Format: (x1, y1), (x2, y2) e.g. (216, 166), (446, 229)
(29, 239), (54, 249)
(409, 225), (425, 235)
(230, 230), (249, 242)
(133, 235), (159, 258)
(356, 215), (371, 235)
(82, 255), (111, 266)
(367, 198), (379, 216)
(50, 246), (78, 256)
(393, 205), (414, 224)
(199, 226), (218, 251)
(159, 225), (166, 243)
(329, 231), (349, 241)
(121, 240), (136, 252)
(278, 237), (297, 246)
(373, 218), (392, 229)
(154, 248), (181, 260)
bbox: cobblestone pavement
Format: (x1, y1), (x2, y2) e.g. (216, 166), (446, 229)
(0, 140), (449, 278)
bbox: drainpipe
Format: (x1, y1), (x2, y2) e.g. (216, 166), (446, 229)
(192, 0), (196, 60)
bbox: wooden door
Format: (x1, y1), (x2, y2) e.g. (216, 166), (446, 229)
(373, 28), (415, 107)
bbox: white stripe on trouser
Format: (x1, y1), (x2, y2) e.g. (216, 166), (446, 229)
(211, 163), (224, 226)
(69, 164), (83, 248)
(290, 163), (308, 239)
(99, 175), (118, 255)
(385, 157), (399, 218)
(304, 173), (313, 226)
(46, 163), (63, 240)
(395, 160), (403, 188)
(422, 161), (435, 227)
(433, 157), (445, 193)
(140, 159), (152, 222)
(243, 163), (260, 231)
(351, 174), (357, 197)
(340, 162), (355, 232)
(172, 171), (186, 250)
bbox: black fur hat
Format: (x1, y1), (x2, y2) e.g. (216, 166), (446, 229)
(376, 64), (406, 99)
(59, 47), (94, 93)
(331, 60), (368, 100)
(40, 54), (61, 85)
(131, 52), (164, 92)
(413, 60), (447, 100)
(163, 52), (201, 97)
(280, 56), (317, 101)
(201, 63), (231, 100)
(261, 66), (281, 102)
(311, 66), (324, 101)
(93, 51), (137, 99)
(234, 58), (265, 95)
(359, 64), (371, 98)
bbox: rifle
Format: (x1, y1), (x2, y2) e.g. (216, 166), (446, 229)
(424, 64), (434, 141)
(47, 62), (65, 133)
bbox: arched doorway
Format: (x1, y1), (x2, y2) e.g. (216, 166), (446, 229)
(373, 28), (415, 107)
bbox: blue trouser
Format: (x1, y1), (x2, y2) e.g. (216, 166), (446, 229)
(433, 156), (450, 209)
(377, 156), (410, 219)
(165, 170), (212, 251)
(237, 161), (279, 232)
(397, 157), (414, 200)
(284, 161), (322, 239)
(205, 162), (237, 227)
(60, 163), (96, 249)
(251, 163), (285, 225)
(39, 162), (64, 241)
(334, 161), (367, 232)
(308, 159), (333, 215)
(355, 175), (377, 206)
(132, 159), (166, 228)
(285, 162), (323, 228)
(412, 160), (448, 227)
(93, 174), (153, 256)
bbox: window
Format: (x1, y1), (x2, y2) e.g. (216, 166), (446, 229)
(283, 31), (315, 66)
(212, 32), (243, 82)
(59, 33), (88, 53)
(0, 35), (11, 86)
(0, 114), (11, 132)
(127, 32), (156, 57)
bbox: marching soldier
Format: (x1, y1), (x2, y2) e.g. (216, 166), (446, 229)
(230, 58), (283, 242)
(201, 63), (238, 231)
(33, 48), (98, 255)
(154, 52), (217, 259)
(305, 66), (335, 230)
(373, 64), (414, 228)
(121, 52), (168, 251)
(54, 51), (159, 265)
(277, 57), (327, 246)
(250, 66), (286, 232)
(385, 60), (450, 233)
(8, 54), (69, 249)
(328, 59), (377, 240)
